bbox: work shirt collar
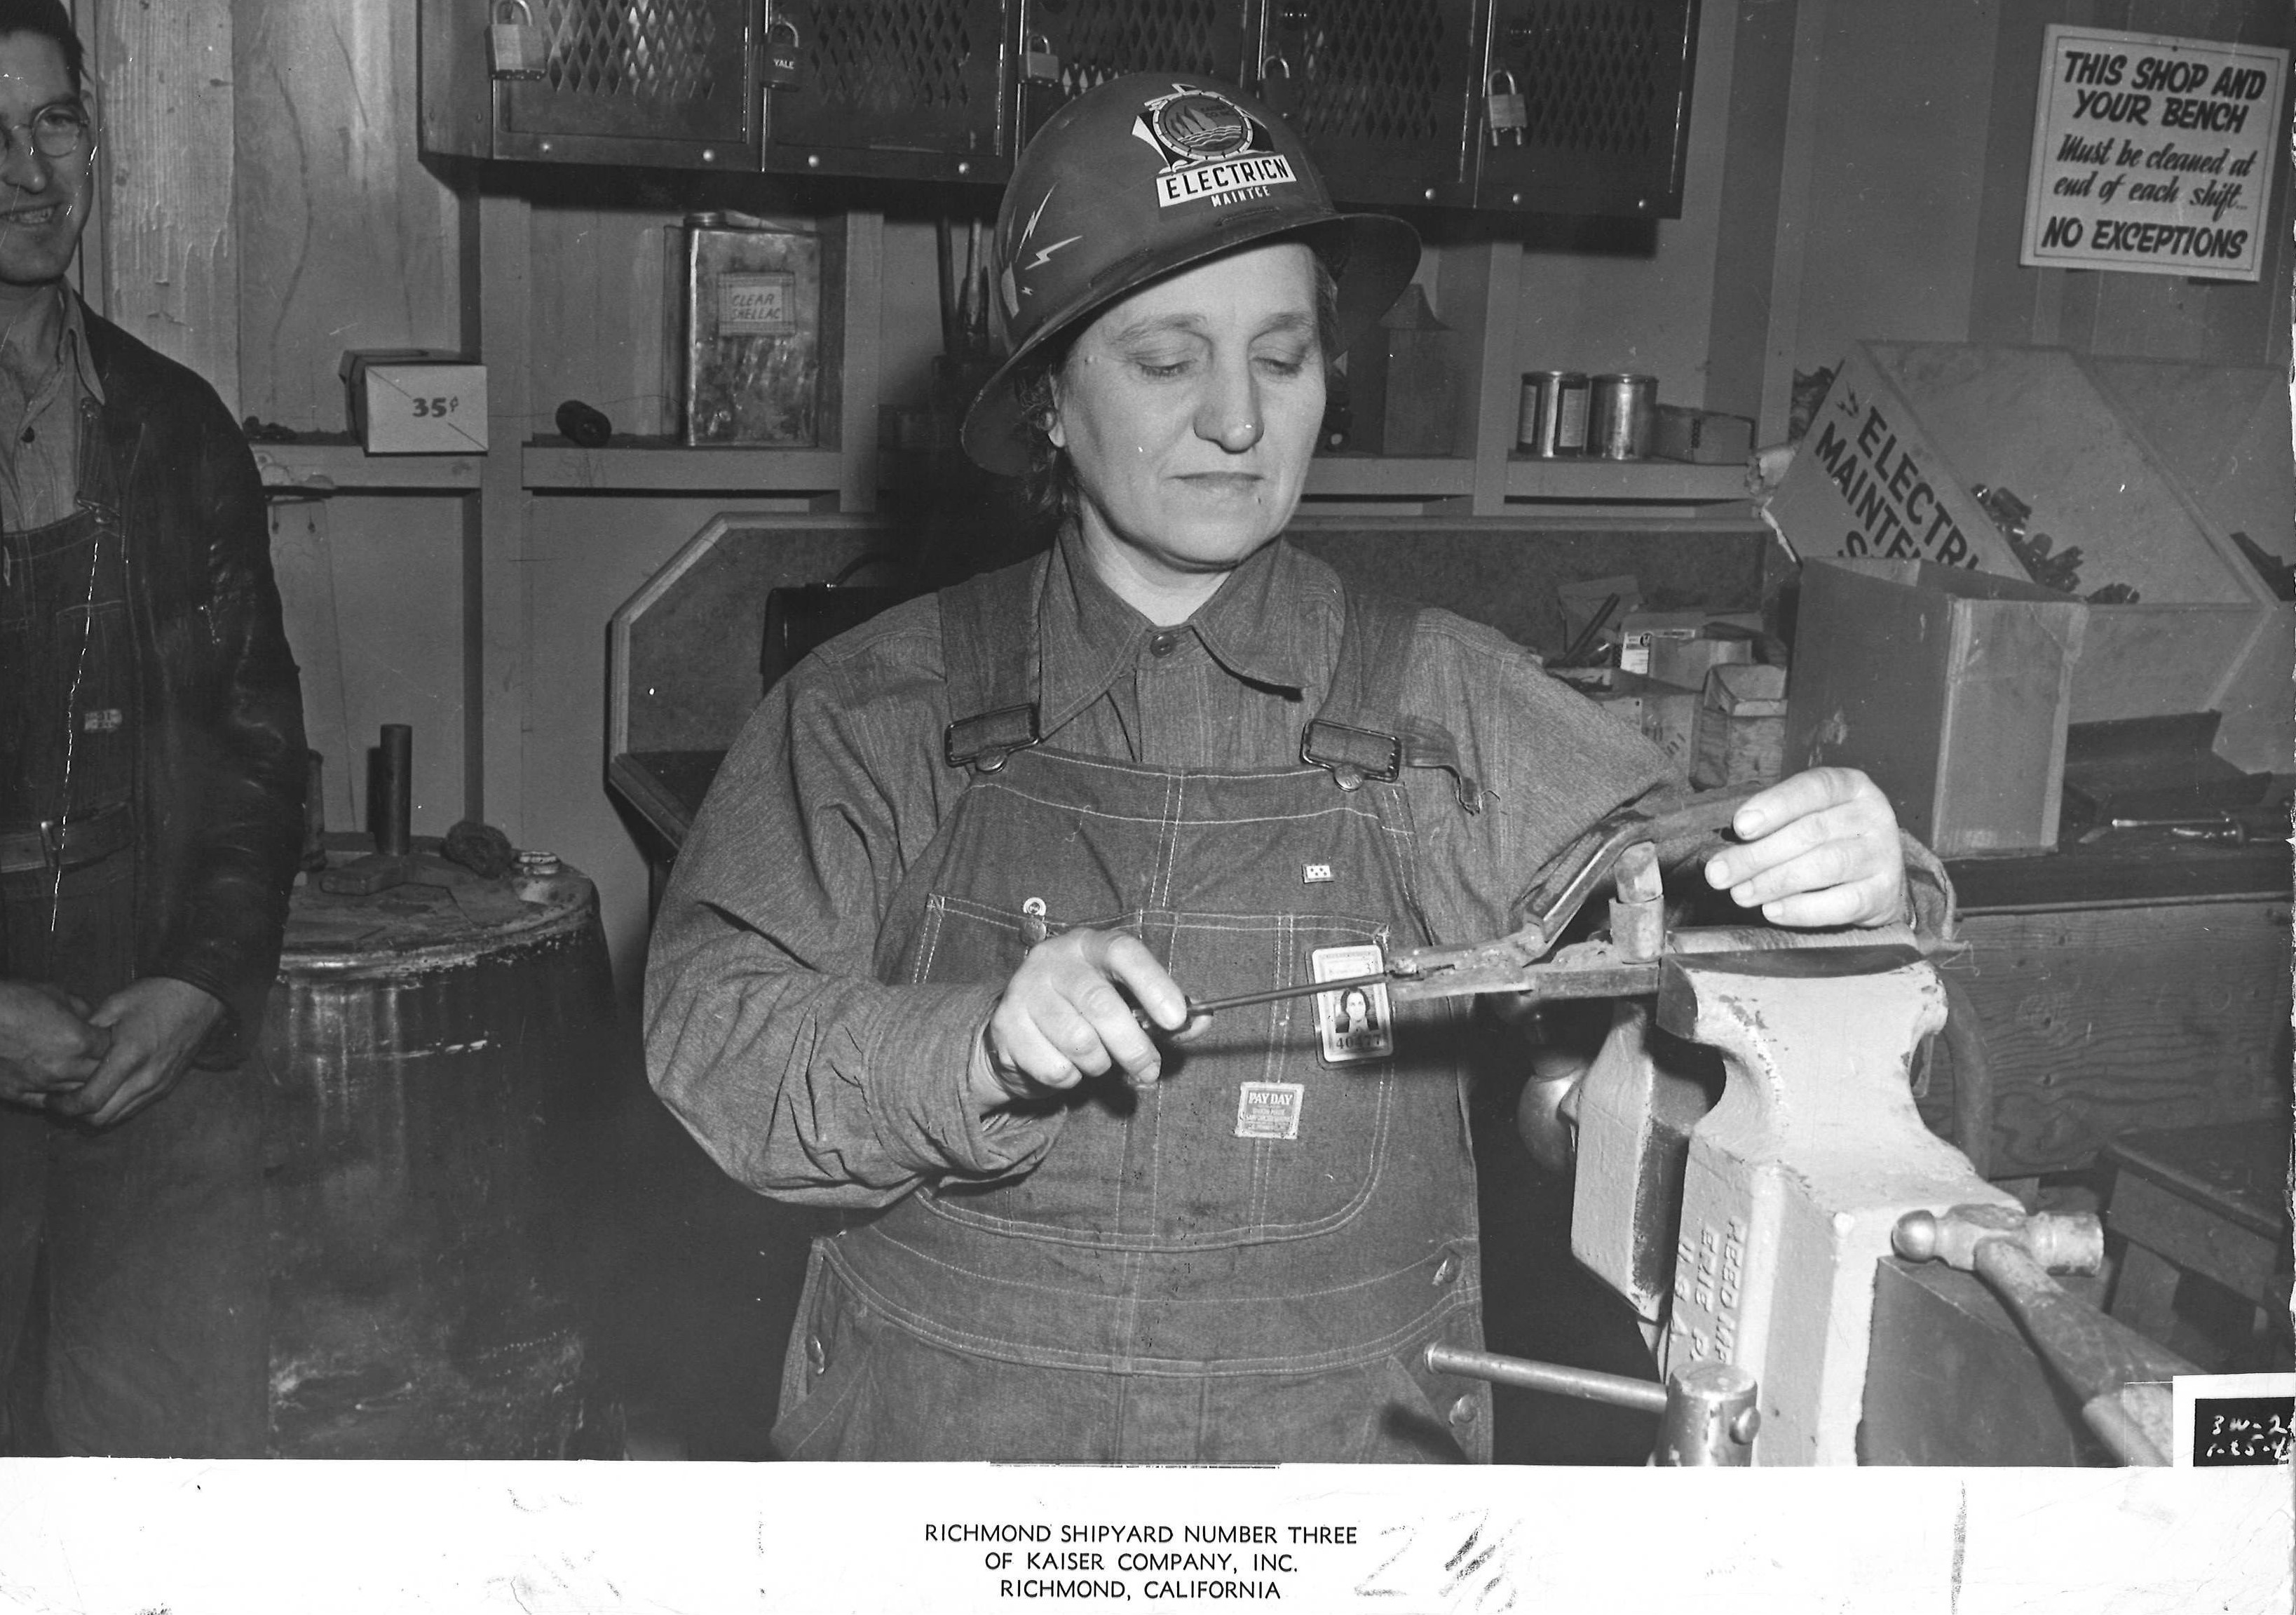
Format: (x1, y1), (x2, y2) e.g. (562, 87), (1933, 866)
(0, 284), (105, 407)
(1039, 524), (1315, 737)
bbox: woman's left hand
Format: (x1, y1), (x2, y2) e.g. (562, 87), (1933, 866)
(1701, 766), (1908, 929)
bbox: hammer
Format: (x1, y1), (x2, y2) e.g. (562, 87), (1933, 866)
(1893, 1203), (2189, 1466)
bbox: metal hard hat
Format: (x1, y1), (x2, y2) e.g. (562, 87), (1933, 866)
(960, 72), (1421, 475)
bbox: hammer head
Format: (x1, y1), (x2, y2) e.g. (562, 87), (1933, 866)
(1892, 1203), (2105, 1276)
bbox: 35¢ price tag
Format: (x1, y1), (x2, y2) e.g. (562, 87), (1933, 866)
(355, 362), (489, 454)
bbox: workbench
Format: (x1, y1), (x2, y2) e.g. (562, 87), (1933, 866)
(1920, 834), (2292, 1181)
(616, 747), (2291, 1188)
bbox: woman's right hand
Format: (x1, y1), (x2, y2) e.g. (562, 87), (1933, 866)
(970, 928), (1193, 1112)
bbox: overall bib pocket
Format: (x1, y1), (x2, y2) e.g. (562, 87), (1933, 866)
(914, 894), (1403, 1245)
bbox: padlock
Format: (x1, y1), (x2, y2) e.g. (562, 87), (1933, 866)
(488, 0), (546, 81)
(1021, 33), (1060, 83)
(763, 17), (803, 91)
(1258, 54), (1301, 119)
(1486, 68), (1527, 146)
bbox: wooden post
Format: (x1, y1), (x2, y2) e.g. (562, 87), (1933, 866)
(838, 210), (883, 514)
(467, 191), (531, 834)
(89, 0), (240, 414)
(1433, 241), (1523, 518)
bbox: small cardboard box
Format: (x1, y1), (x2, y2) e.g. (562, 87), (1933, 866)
(1692, 663), (1788, 788)
(1636, 677), (1703, 772)
(1616, 609), (1762, 676)
(340, 351), (488, 454)
(1786, 558), (2088, 856)
(1651, 405), (1753, 466)
(1346, 283), (1460, 457)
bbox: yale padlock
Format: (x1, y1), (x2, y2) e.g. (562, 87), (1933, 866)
(488, 0), (546, 81)
(1021, 33), (1060, 83)
(763, 18), (803, 90)
(1258, 54), (1301, 118)
(1486, 68), (1528, 145)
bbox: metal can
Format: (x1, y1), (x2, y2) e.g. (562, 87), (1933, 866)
(1516, 370), (1590, 458)
(1588, 373), (1657, 459)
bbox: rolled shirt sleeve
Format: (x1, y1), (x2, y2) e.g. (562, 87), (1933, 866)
(644, 609), (1064, 1207)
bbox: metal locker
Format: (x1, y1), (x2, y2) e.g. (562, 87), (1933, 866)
(1475, 0), (1701, 217)
(495, 0), (761, 168)
(763, 0), (1012, 183)
(1012, 0), (1256, 153)
(1256, 0), (1479, 210)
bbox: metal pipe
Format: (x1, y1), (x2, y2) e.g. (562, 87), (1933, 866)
(1423, 1343), (1668, 1413)
(376, 724), (412, 857)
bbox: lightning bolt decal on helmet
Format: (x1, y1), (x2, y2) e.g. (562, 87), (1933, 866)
(960, 73), (1421, 477)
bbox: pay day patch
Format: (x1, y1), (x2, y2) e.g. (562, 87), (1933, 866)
(1132, 84), (1298, 209)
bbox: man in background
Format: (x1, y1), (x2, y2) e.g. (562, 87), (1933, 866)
(0, 0), (305, 1456)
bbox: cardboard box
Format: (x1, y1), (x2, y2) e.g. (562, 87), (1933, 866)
(1346, 283), (1460, 457)
(1616, 609), (1762, 676)
(1692, 663), (1788, 788)
(1766, 342), (2285, 772)
(1651, 405), (1753, 466)
(1636, 677), (1703, 772)
(340, 351), (487, 454)
(1786, 558), (2088, 856)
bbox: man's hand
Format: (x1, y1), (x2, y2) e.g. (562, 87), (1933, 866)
(1702, 766), (1907, 929)
(49, 977), (226, 1129)
(970, 928), (1193, 1114)
(0, 979), (107, 1107)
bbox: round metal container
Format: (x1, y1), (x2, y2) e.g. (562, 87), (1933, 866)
(1516, 370), (1590, 458)
(1588, 373), (1657, 459)
(258, 853), (623, 1458)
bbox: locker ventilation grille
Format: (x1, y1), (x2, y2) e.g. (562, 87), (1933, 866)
(1055, 1), (1230, 96)
(1289, 0), (1449, 143)
(539, 0), (722, 103)
(803, 1), (981, 112)
(1511, 1), (1666, 154)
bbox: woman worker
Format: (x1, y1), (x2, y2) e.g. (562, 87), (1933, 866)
(644, 74), (1934, 1463)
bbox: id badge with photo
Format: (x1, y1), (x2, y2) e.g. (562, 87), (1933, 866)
(1312, 942), (1394, 1067)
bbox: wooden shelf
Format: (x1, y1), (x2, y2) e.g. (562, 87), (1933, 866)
(1304, 454), (1476, 499)
(254, 442), (483, 493)
(1504, 457), (1752, 501)
(522, 437), (845, 493)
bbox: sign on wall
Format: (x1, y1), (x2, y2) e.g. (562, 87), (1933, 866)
(2020, 25), (2286, 282)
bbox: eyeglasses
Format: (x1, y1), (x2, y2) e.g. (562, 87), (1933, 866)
(0, 103), (90, 163)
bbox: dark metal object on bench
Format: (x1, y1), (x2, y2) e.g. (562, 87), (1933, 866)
(2103, 1121), (2295, 1372)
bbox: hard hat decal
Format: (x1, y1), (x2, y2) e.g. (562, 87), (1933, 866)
(959, 72), (1422, 477)
(1133, 84), (1298, 210)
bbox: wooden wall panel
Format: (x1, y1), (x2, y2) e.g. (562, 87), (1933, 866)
(90, 0), (238, 411)
(1793, 0), (2003, 372)
(527, 204), (677, 441)
(231, 0), (461, 428)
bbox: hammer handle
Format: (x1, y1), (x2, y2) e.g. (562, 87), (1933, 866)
(1969, 1239), (2185, 1464)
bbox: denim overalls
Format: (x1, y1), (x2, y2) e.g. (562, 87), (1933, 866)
(0, 398), (269, 1457)
(772, 557), (1490, 1462)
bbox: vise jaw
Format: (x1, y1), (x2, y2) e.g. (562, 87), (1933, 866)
(1571, 937), (2016, 1465)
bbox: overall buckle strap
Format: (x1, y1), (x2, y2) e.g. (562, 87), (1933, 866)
(936, 555), (1048, 774)
(1300, 583), (1486, 812)
(1298, 719), (1399, 790)
(944, 703), (1041, 773)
